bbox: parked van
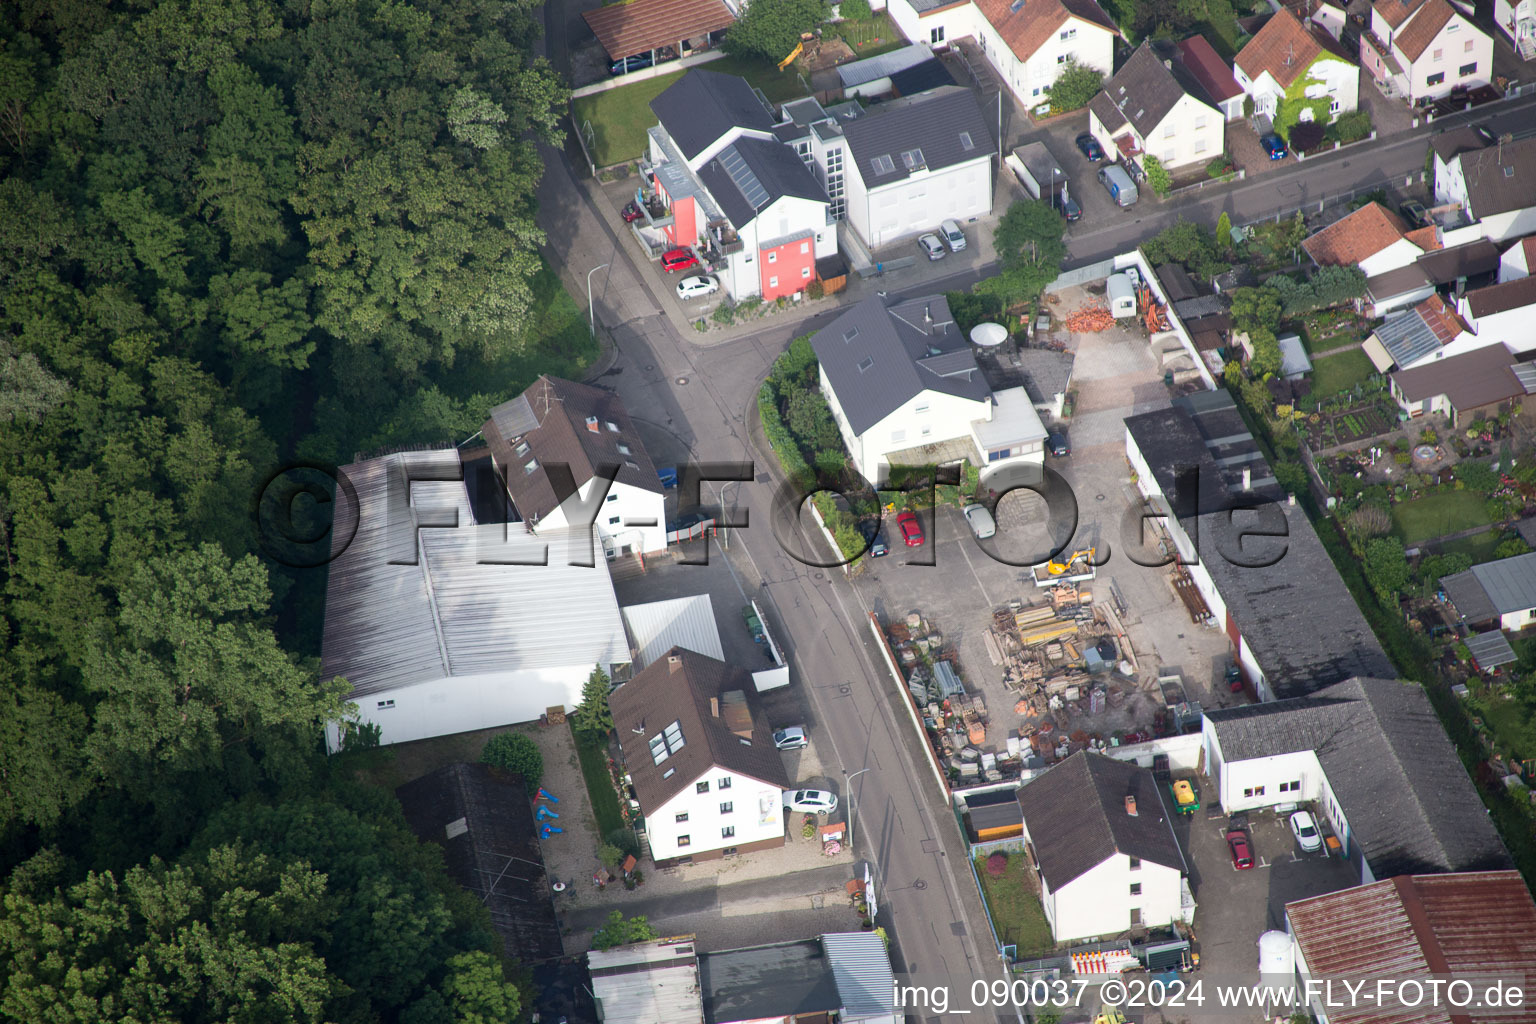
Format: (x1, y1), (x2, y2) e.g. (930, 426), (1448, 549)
(1097, 165), (1139, 207)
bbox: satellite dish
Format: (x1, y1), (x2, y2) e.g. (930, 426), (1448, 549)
(970, 322), (1008, 347)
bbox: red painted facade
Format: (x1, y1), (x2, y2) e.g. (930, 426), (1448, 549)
(757, 233), (815, 301)
(653, 176), (698, 247)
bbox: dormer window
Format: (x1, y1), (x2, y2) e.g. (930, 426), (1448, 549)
(524, 459), (539, 474)
(617, 443), (631, 455)
(515, 442), (530, 457)
(585, 415), (600, 432)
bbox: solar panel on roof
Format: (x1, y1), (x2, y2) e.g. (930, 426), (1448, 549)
(717, 145), (770, 211)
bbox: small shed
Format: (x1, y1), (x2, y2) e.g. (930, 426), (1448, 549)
(1106, 274), (1137, 318)
(965, 788), (1024, 841)
(1278, 333), (1312, 380)
(1466, 630), (1517, 672)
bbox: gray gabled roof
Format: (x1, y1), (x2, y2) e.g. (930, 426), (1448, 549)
(1457, 136), (1536, 219)
(1017, 751), (1187, 890)
(1094, 41), (1219, 138)
(837, 41), (933, 87)
(1441, 551), (1536, 619)
(697, 136), (829, 228)
(650, 69), (775, 161)
(1465, 630), (1517, 669)
(1015, 348), (1076, 404)
(840, 87), (992, 188)
(1205, 678), (1512, 877)
(810, 294), (988, 434)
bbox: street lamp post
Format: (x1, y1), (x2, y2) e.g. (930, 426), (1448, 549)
(717, 480), (738, 549)
(843, 768), (871, 850)
(586, 263), (609, 338)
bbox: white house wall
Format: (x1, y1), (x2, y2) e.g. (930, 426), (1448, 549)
(542, 478), (667, 555)
(1212, 748), (1322, 812)
(854, 157), (994, 250)
(1503, 607), (1536, 630)
(1138, 94), (1224, 171)
(328, 666), (589, 751)
(1398, 11), (1493, 100)
(1050, 854), (1184, 942)
(980, 15), (1115, 107)
(1244, 58), (1361, 123)
(646, 771), (785, 861)
(1357, 238), (1424, 276)
(859, 389), (995, 483)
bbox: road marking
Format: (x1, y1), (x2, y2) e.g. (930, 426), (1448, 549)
(950, 515), (995, 608)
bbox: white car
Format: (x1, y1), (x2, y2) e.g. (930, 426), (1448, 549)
(917, 233), (946, 261)
(773, 726), (808, 751)
(783, 789), (838, 813)
(940, 218), (966, 252)
(962, 503), (996, 539)
(675, 275), (719, 300)
(1289, 810), (1322, 852)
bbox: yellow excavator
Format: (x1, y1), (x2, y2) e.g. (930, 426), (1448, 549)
(777, 41), (804, 70)
(1046, 547), (1095, 575)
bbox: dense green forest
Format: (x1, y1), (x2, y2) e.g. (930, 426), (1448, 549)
(0, 0), (587, 1017)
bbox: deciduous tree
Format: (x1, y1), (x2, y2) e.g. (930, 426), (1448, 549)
(722, 0), (832, 61)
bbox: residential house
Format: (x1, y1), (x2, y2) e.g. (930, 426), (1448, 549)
(395, 764), (563, 961)
(1125, 392), (1394, 700)
(1286, 871), (1536, 1024)
(1441, 550), (1536, 631)
(885, 0), (1119, 109)
(1016, 751), (1190, 943)
(810, 293), (1047, 485)
(1434, 135), (1536, 243)
(1494, 0), (1536, 60)
(1302, 201), (1430, 275)
(1457, 275), (1536, 354)
(320, 449), (631, 751)
(581, 0), (734, 64)
(1390, 341), (1535, 423)
(483, 375), (666, 558)
(1361, 293), (1473, 370)
(1234, 9), (1359, 133)
(1497, 234), (1536, 281)
(1088, 41), (1225, 173)
(646, 70), (836, 302)
(1177, 36), (1246, 122)
(699, 932), (899, 1024)
(589, 937), (707, 1024)
(812, 86), (994, 250)
(1360, 0), (1492, 103)
(608, 647), (791, 866)
(1203, 677), (1512, 884)
(1413, 235), (1501, 291)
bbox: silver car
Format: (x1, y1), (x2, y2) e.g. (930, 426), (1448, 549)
(940, 218), (966, 252)
(962, 503), (996, 539)
(773, 726), (808, 750)
(783, 789), (838, 813)
(918, 233), (946, 261)
(1289, 810), (1322, 852)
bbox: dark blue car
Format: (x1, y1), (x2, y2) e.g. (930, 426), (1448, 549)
(609, 53), (654, 76)
(1260, 133), (1288, 160)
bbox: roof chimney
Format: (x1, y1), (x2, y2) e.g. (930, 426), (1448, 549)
(924, 303), (932, 324)
(668, 653), (682, 672)
(586, 415), (600, 433)
(1125, 794), (1138, 816)
(710, 696), (720, 717)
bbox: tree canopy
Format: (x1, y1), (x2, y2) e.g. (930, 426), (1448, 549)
(723, 0), (832, 61)
(1044, 60), (1102, 111)
(977, 200), (1066, 307)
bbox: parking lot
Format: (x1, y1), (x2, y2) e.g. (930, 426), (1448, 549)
(1174, 779), (1361, 977)
(849, 280), (1243, 774)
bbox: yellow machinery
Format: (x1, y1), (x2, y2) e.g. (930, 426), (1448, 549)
(1046, 547), (1095, 576)
(777, 41), (803, 70)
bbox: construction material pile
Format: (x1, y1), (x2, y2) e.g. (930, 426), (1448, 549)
(1064, 304), (1114, 332)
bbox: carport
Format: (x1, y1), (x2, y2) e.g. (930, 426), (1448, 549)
(582, 0), (735, 65)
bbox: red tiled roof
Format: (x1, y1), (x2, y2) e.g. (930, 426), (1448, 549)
(1414, 292), (1468, 343)
(1404, 225), (1441, 251)
(582, 0), (735, 61)
(1236, 9), (1326, 87)
(1373, 0), (1427, 31)
(975, 0), (1118, 62)
(1392, 0), (1456, 61)
(1302, 202), (1410, 266)
(1177, 35), (1243, 102)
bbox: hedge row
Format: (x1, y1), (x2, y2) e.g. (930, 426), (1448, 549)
(758, 381), (812, 488)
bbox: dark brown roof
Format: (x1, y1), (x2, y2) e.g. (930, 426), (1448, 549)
(609, 647), (790, 812)
(1287, 871), (1536, 1024)
(1414, 237), (1499, 283)
(395, 763), (564, 960)
(1176, 35), (1243, 102)
(1154, 261), (1201, 302)
(1457, 136), (1536, 219)
(1366, 263), (1433, 300)
(1391, 342), (1522, 408)
(582, 0), (735, 60)
(976, 0), (1118, 63)
(483, 376), (662, 525)
(1236, 9), (1327, 87)
(1016, 751), (1186, 890)
(1392, 0), (1455, 60)
(1465, 274), (1536, 317)
(1092, 42), (1216, 140)
(1430, 125), (1492, 165)
(1374, 0), (1427, 31)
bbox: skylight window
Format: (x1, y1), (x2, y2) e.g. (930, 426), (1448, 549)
(959, 131), (974, 151)
(857, 356), (875, 372)
(606, 421), (620, 432)
(515, 441), (530, 457)
(649, 722), (686, 763)
(901, 148), (925, 170)
(871, 154), (896, 174)
(523, 459), (539, 474)
(617, 442), (631, 455)
(843, 327), (860, 342)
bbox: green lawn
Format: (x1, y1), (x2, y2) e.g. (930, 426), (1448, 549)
(1392, 490), (1493, 545)
(1430, 528), (1506, 564)
(574, 726), (626, 837)
(973, 854), (1055, 958)
(837, 13), (906, 57)
(1309, 349), (1376, 395)
(572, 71), (684, 166)
(705, 54), (815, 104)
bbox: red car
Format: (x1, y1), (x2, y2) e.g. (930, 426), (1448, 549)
(896, 509), (924, 547)
(661, 248), (698, 273)
(622, 201), (645, 223)
(1226, 828), (1254, 870)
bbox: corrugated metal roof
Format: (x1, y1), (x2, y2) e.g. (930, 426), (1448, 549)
(933, 660), (965, 698)
(1465, 630), (1517, 669)
(1373, 307), (1444, 368)
(1286, 870), (1536, 1024)
(321, 451), (630, 699)
(837, 42), (934, 87)
(622, 595), (725, 669)
(589, 937), (706, 1024)
(1468, 550), (1536, 614)
(822, 932), (896, 1017)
